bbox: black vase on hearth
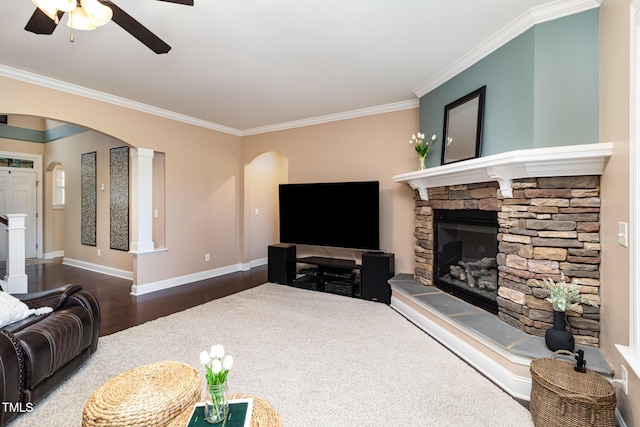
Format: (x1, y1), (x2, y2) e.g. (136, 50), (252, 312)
(545, 310), (575, 352)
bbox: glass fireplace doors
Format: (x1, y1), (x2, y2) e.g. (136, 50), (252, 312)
(434, 209), (499, 313)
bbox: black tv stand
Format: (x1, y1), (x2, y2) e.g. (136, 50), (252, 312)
(297, 256), (357, 270)
(267, 245), (395, 303)
(294, 256), (361, 297)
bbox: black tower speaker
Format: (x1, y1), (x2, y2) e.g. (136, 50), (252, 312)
(361, 252), (394, 304)
(268, 244), (296, 285)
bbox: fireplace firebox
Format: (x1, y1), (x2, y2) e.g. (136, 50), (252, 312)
(434, 209), (499, 313)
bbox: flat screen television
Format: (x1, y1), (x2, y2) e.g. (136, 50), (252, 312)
(279, 181), (380, 250)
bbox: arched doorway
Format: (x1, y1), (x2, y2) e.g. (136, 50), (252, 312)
(244, 151), (288, 266)
(0, 114), (136, 274)
(45, 160), (65, 259)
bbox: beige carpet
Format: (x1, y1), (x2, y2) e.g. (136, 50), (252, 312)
(9, 283), (534, 427)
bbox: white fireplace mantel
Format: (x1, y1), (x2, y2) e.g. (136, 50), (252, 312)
(393, 143), (613, 200)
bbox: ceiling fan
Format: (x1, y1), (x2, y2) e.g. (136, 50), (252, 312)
(24, 0), (194, 54)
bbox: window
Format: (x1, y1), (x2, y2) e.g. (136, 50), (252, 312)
(0, 157), (34, 168)
(53, 165), (65, 208)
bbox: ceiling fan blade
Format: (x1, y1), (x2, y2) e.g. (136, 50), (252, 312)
(99, 1), (171, 54)
(156, 0), (194, 5)
(25, 8), (64, 35)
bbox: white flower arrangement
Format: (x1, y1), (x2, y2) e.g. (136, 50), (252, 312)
(539, 274), (598, 312)
(199, 344), (233, 386)
(199, 344), (234, 422)
(409, 132), (436, 158)
(408, 132), (453, 159)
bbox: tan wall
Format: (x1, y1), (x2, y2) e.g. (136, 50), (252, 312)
(244, 151), (288, 263)
(241, 109), (419, 272)
(50, 209), (64, 255)
(2, 104), (420, 274)
(0, 138), (44, 156)
(0, 75), (243, 286)
(44, 132), (133, 270)
(7, 115), (46, 130)
(153, 152), (166, 249)
(599, 0), (639, 422)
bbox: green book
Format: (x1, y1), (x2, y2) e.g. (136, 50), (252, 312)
(186, 398), (253, 427)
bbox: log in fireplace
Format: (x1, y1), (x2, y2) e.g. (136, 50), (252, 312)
(434, 209), (499, 313)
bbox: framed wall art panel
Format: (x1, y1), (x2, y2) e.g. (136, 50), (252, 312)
(110, 146), (130, 251)
(81, 151), (97, 246)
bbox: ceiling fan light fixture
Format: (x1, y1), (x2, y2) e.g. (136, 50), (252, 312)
(81, 0), (112, 27)
(31, 0), (60, 21)
(55, 0), (76, 12)
(67, 6), (96, 30)
(25, 0), (182, 53)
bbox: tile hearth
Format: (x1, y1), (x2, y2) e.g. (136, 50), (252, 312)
(389, 274), (612, 385)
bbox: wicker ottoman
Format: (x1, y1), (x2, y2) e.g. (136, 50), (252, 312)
(82, 361), (201, 427)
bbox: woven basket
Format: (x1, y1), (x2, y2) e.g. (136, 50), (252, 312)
(529, 350), (616, 427)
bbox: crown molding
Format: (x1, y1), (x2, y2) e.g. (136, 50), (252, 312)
(1, 1), (600, 137)
(240, 99), (419, 136)
(413, 0), (601, 98)
(0, 64), (242, 136)
(1, 63), (417, 137)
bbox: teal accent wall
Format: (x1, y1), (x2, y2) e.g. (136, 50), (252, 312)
(533, 11), (599, 148)
(44, 123), (88, 141)
(0, 125), (45, 142)
(0, 122), (87, 143)
(419, 9), (599, 166)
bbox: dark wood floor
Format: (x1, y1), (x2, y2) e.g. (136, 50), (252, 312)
(20, 260), (268, 336)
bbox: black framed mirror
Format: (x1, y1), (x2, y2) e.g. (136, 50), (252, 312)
(441, 86), (486, 165)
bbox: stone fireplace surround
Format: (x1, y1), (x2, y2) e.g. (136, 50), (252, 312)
(393, 143), (613, 347)
(416, 177), (602, 345)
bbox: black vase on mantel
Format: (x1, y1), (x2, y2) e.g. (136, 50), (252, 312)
(545, 310), (575, 352)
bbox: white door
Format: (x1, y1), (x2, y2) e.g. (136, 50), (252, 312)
(0, 170), (38, 260)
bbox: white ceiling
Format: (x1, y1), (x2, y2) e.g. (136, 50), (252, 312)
(0, 0), (595, 134)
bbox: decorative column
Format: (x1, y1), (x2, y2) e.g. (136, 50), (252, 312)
(130, 148), (155, 253)
(3, 214), (28, 294)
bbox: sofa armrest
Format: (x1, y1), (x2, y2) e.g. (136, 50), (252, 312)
(66, 289), (101, 352)
(0, 330), (24, 427)
(18, 285), (101, 353)
(16, 284), (83, 311)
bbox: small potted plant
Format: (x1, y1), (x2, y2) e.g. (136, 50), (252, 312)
(539, 274), (598, 351)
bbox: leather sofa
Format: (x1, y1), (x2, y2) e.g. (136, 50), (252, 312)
(0, 284), (100, 426)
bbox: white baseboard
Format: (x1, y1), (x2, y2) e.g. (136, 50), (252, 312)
(63, 256), (268, 297)
(230, 257), (267, 273)
(44, 250), (64, 259)
(131, 263), (246, 296)
(249, 257), (268, 268)
(391, 295), (532, 401)
(62, 258), (133, 280)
